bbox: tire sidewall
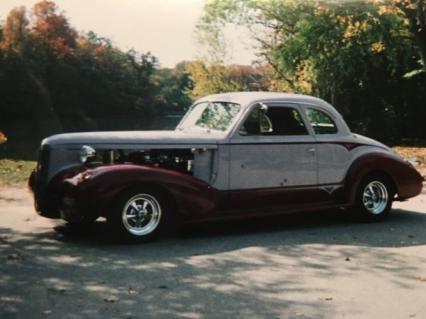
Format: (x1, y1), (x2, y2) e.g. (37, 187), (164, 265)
(355, 174), (394, 222)
(109, 188), (170, 242)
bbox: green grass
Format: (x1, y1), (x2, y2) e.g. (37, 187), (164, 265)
(0, 159), (36, 185)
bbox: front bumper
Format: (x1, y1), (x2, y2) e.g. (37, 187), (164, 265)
(29, 163), (99, 221)
(29, 169), (61, 219)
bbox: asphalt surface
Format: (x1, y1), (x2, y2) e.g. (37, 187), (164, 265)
(1, 187), (426, 319)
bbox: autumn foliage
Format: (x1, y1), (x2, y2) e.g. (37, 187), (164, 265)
(197, 0), (426, 141)
(1, 0), (426, 159)
(0, 132), (7, 144)
(0, 1), (193, 158)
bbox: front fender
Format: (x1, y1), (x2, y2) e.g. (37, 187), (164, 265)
(344, 152), (423, 205)
(61, 164), (218, 220)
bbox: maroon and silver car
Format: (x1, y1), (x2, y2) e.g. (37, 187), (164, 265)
(29, 92), (424, 241)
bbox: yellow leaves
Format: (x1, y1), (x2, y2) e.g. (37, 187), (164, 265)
(371, 41), (385, 53)
(314, 3), (329, 15)
(0, 132), (7, 144)
(378, 5), (400, 15)
(336, 15), (348, 25)
(295, 60), (313, 94)
(343, 20), (369, 39)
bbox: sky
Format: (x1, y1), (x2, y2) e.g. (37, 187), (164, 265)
(0, 0), (256, 67)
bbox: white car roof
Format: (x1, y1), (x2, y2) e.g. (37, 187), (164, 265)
(196, 91), (333, 110)
(195, 91), (351, 136)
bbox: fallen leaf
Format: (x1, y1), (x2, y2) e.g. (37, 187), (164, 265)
(416, 276), (426, 282)
(345, 257), (351, 262)
(128, 287), (137, 295)
(104, 297), (118, 303)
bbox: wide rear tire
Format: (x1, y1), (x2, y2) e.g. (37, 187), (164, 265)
(353, 173), (395, 222)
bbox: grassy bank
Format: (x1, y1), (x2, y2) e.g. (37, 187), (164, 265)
(0, 159), (36, 185)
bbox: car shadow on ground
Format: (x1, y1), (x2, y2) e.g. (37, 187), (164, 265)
(1, 207), (426, 319)
(51, 207), (426, 250)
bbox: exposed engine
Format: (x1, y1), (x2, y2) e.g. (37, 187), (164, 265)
(99, 149), (194, 174)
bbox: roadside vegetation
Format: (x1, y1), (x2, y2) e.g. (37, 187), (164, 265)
(0, 0), (425, 160)
(0, 159), (35, 185)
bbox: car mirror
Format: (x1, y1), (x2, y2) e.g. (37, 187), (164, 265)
(259, 102), (268, 113)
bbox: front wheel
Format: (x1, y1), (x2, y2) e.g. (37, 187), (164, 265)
(108, 188), (171, 242)
(353, 174), (394, 222)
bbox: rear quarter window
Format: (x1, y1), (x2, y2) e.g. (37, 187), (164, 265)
(306, 108), (338, 134)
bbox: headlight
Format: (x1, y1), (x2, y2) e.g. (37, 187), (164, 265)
(80, 145), (96, 163)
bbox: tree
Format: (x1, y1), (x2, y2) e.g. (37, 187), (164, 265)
(197, 0), (426, 141)
(154, 62), (194, 112)
(374, 0), (426, 71)
(0, 6), (29, 51)
(186, 60), (274, 99)
(0, 1), (165, 158)
(31, 0), (77, 56)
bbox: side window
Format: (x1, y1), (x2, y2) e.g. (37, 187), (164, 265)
(306, 108), (338, 134)
(240, 106), (308, 136)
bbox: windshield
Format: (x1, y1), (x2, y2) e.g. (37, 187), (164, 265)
(178, 102), (241, 132)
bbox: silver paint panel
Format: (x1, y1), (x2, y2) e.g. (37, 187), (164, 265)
(229, 136), (317, 189)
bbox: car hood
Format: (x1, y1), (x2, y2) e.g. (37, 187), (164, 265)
(42, 130), (226, 148)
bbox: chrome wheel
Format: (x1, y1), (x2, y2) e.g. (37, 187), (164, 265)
(122, 194), (162, 236)
(362, 181), (388, 215)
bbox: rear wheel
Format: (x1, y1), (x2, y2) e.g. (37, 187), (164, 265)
(353, 174), (394, 222)
(108, 188), (171, 242)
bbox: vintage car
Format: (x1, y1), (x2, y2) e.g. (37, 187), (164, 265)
(29, 92), (424, 241)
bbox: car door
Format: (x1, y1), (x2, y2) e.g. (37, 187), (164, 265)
(227, 103), (318, 213)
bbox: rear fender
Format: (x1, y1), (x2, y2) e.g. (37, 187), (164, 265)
(344, 152), (423, 205)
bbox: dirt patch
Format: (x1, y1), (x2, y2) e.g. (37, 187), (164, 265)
(0, 184), (33, 206)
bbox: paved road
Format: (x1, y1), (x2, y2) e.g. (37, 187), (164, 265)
(1, 187), (426, 319)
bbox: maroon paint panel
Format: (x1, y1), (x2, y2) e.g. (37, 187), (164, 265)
(224, 184), (344, 215)
(344, 152), (423, 205)
(58, 164), (218, 221)
(54, 164), (346, 223)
